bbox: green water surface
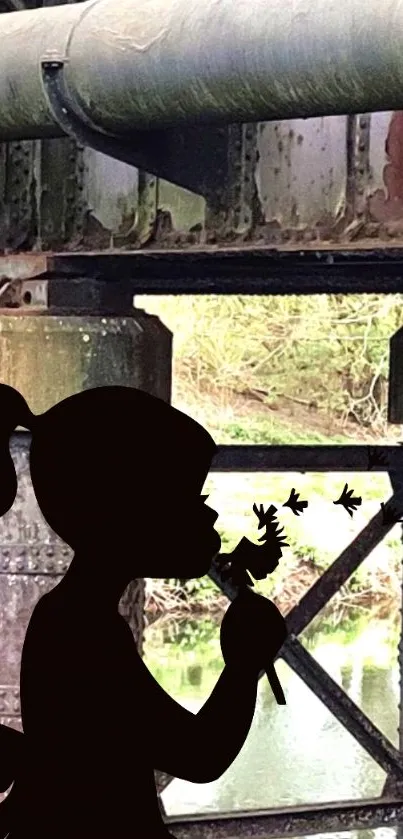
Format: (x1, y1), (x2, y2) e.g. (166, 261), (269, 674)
(144, 611), (401, 839)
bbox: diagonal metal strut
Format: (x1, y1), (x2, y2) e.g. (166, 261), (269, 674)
(286, 489), (403, 637)
(209, 486), (403, 779)
(210, 566), (403, 779)
(282, 636), (403, 777)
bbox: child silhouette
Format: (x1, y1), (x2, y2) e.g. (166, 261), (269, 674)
(0, 384), (287, 838)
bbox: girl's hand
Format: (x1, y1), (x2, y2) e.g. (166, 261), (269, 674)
(220, 589), (287, 673)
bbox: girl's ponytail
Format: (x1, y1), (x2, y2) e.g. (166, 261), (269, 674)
(0, 384), (35, 516)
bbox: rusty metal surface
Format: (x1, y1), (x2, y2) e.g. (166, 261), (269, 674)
(17, 246), (403, 294)
(0, 439), (73, 741)
(5, 242), (403, 300)
(8, 243), (403, 299)
(119, 109), (403, 248)
(125, 109), (403, 249)
(0, 253), (49, 281)
(2, 7), (403, 253)
(46, 278), (134, 313)
(39, 138), (87, 249)
(256, 116), (348, 239)
(0, 0), (86, 253)
(2, 107), (403, 250)
(166, 798), (403, 839)
(59, 109), (403, 248)
(1, 5), (403, 254)
(0, 141), (37, 252)
(369, 112), (403, 229)
(73, 109), (403, 249)
(253, 110), (403, 247)
(249, 109), (403, 247)
(83, 146), (140, 248)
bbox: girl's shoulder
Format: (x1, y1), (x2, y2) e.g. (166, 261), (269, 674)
(30, 589), (66, 622)
(26, 588), (84, 641)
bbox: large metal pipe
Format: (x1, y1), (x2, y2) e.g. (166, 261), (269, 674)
(1, 0), (403, 142)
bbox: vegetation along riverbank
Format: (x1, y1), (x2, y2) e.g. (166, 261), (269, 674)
(135, 291), (403, 629)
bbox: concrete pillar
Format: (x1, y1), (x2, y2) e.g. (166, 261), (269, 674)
(0, 296), (172, 739)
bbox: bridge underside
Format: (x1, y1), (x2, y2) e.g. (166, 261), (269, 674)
(1, 244), (403, 838)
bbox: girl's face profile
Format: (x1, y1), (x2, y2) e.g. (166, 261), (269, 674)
(28, 391), (221, 580)
(129, 494), (221, 579)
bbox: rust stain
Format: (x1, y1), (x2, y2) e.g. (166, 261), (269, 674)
(0, 253), (49, 281)
(369, 111), (403, 222)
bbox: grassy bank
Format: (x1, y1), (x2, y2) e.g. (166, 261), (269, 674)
(136, 291), (403, 628)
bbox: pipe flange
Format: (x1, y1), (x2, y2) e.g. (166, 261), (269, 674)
(40, 55), (145, 170)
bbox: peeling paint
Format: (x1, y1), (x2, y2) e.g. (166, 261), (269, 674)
(256, 115), (347, 233)
(3, 98), (403, 251)
(369, 111), (403, 223)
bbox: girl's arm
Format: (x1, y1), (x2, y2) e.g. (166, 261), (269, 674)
(142, 655), (260, 784)
(128, 586), (287, 785)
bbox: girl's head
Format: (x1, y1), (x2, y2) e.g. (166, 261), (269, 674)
(0, 384), (221, 579)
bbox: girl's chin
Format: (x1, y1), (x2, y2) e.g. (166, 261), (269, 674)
(143, 542), (221, 579)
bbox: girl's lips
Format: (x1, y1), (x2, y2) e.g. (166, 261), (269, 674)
(203, 505), (219, 525)
(210, 530), (222, 556)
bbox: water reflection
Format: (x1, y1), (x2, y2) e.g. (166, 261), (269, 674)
(144, 612), (400, 839)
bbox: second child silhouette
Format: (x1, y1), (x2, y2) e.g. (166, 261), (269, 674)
(0, 384), (287, 838)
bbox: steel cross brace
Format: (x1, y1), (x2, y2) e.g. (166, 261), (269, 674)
(163, 461), (403, 839)
(156, 446), (403, 820)
(209, 489), (403, 781)
(209, 457), (403, 777)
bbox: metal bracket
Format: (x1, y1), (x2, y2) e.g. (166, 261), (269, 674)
(40, 57), (232, 200)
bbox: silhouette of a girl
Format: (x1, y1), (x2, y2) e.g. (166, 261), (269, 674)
(0, 384), (286, 838)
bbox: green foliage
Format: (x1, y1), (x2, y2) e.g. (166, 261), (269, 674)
(137, 291), (403, 432)
(136, 291), (403, 619)
(169, 618), (219, 651)
(222, 419), (349, 445)
(167, 575), (217, 601)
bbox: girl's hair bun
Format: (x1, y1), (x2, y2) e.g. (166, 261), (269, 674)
(0, 383), (35, 433)
(0, 384), (36, 516)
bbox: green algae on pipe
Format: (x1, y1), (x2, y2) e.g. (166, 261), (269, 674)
(1, 0), (403, 141)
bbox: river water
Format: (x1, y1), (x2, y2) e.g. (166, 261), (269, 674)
(144, 610), (401, 838)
